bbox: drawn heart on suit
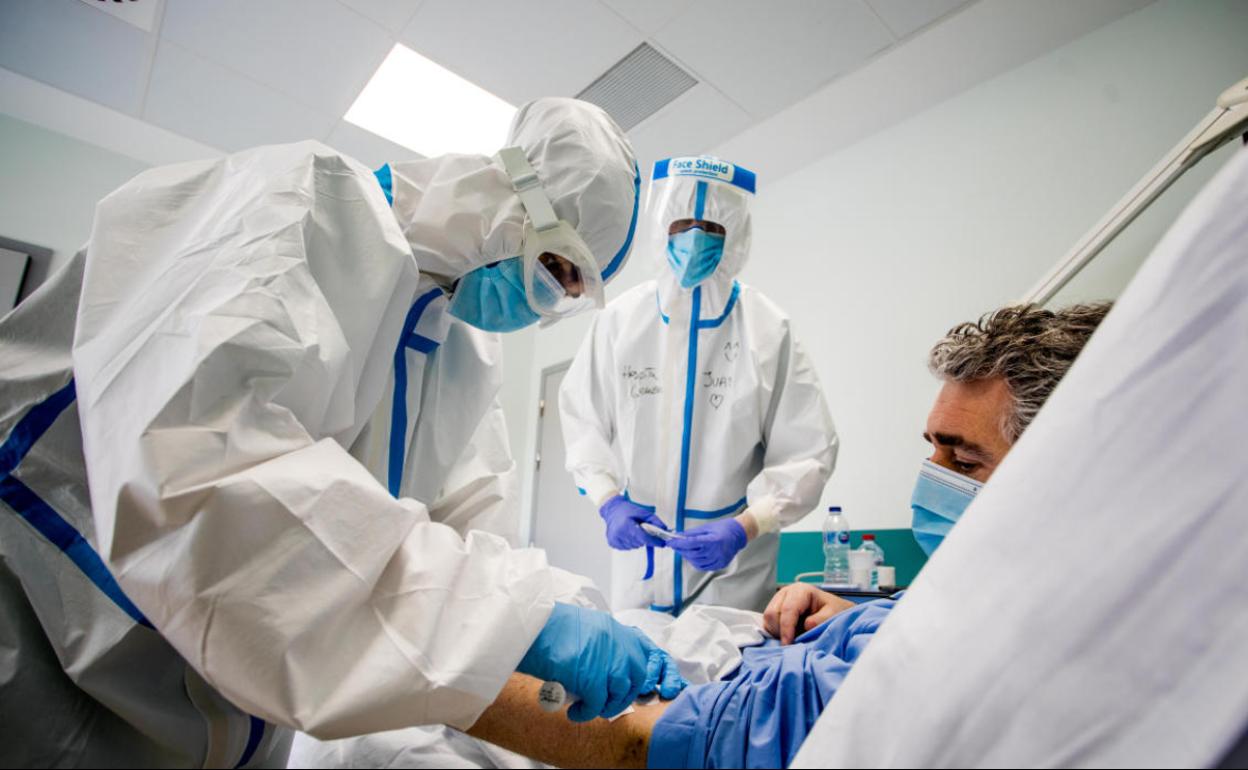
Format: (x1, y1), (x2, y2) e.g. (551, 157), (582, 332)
(710, 393), (725, 409)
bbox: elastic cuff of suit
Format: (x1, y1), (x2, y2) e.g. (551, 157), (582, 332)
(746, 497), (782, 535)
(581, 476), (621, 508)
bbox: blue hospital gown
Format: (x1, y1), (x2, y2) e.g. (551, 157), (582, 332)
(647, 599), (896, 769)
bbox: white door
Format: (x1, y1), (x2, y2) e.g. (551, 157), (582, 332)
(0, 247), (30, 313)
(530, 363), (613, 599)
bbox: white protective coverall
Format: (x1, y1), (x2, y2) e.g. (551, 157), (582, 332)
(560, 157), (838, 614)
(794, 147), (1248, 768)
(0, 97), (636, 767)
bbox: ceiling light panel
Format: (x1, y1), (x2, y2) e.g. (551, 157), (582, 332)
(346, 44), (516, 157)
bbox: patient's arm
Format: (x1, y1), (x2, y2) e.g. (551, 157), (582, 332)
(465, 673), (670, 769)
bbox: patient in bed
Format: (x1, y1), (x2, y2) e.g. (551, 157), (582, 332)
(293, 302), (1108, 769)
(464, 301), (1111, 769)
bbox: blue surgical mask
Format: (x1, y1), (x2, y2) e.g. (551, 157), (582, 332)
(448, 257), (541, 333)
(910, 459), (984, 557)
(666, 227), (725, 288)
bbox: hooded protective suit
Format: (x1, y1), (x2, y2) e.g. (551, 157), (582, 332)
(559, 157), (838, 614)
(0, 98), (636, 767)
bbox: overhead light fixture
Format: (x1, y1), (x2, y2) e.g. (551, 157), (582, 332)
(345, 44), (515, 157)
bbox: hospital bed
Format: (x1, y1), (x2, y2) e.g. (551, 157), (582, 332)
(793, 75), (1248, 768)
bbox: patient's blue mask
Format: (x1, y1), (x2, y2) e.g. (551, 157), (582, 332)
(448, 257), (542, 333)
(666, 227), (725, 288)
(910, 459), (984, 557)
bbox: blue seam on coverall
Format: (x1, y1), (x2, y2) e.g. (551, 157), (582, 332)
(373, 164), (394, 206)
(2, 380), (272, 767)
(670, 286), (702, 614)
(0, 379), (153, 629)
(657, 280), (740, 328)
(625, 493), (746, 584)
(601, 163), (641, 282)
(388, 288), (445, 497)
(234, 717), (266, 768)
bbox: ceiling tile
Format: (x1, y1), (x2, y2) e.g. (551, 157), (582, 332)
(144, 42), (338, 152)
(654, 0), (895, 118)
(76, 0), (164, 32)
(713, 0), (1153, 185)
(0, 0), (151, 115)
(866, 0), (972, 39)
(336, 0), (425, 35)
(161, 0), (394, 116)
(399, 0), (642, 106)
(627, 83), (753, 180)
(325, 120), (425, 168)
(598, 0), (696, 36)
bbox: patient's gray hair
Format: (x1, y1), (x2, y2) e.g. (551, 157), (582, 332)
(928, 302), (1112, 444)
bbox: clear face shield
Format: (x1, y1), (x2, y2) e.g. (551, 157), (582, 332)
(498, 147), (605, 323)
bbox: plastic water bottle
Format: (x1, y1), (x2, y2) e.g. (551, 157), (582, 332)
(860, 534), (886, 589)
(822, 506), (851, 585)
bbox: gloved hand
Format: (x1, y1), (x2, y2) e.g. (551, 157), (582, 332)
(600, 494), (670, 550)
(517, 603), (688, 721)
(669, 518), (748, 571)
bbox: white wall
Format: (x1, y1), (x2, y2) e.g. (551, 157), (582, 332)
(503, 0), (1248, 539)
(0, 113), (150, 289)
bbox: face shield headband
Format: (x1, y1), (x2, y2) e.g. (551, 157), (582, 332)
(497, 147), (606, 323)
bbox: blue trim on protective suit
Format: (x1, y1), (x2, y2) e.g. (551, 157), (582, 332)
(374, 164), (394, 206)
(388, 288), (445, 497)
(3, 382), (276, 758)
(601, 163), (640, 282)
(235, 716), (266, 768)
(619, 492), (657, 581)
(646, 276), (744, 614)
(1, 474), (154, 629)
(625, 491), (741, 521)
(656, 280), (739, 328)
(621, 490), (652, 510)
(693, 180), (707, 221)
(0, 379), (75, 477)
(698, 281), (739, 329)
(683, 496), (747, 520)
(672, 286), (702, 614)
(405, 334), (438, 354)
(0, 379), (153, 629)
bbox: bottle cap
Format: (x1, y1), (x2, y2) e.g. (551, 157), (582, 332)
(862, 534), (875, 540)
(828, 506), (842, 512)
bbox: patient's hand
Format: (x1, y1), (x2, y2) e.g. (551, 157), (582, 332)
(764, 583), (856, 644)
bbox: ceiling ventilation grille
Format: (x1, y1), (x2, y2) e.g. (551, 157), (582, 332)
(576, 43), (697, 131)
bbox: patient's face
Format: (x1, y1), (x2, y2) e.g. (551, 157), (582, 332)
(922, 376), (1014, 483)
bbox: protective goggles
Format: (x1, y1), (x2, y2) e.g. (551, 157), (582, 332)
(498, 147), (604, 322)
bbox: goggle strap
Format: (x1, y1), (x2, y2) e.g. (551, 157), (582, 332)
(498, 147), (560, 233)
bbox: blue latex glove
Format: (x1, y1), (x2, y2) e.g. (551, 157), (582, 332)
(517, 603), (687, 721)
(600, 494), (669, 550)
(669, 518), (748, 571)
